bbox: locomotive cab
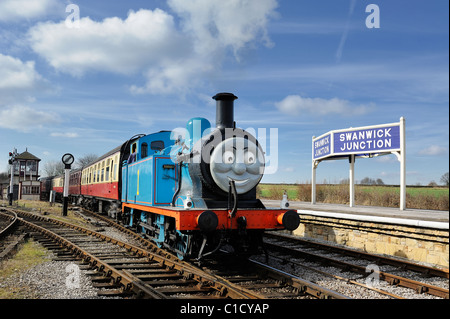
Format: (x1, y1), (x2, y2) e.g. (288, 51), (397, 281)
(121, 131), (176, 207)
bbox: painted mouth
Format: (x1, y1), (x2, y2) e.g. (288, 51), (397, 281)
(230, 178), (250, 186)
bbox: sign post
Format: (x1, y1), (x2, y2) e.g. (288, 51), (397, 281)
(349, 154), (355, 207)
(61, 153), (75, 216)
(312, 118), (405, 210)
(399, 117), (406, 210)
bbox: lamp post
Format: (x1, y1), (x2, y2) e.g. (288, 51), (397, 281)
(61, 153), (74, 216)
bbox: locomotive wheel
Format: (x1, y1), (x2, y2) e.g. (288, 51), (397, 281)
(174, 231), (192, 260)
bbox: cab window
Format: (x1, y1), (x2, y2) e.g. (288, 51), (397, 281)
(141, 143), (148, 158)
(151, 140), (164, 152)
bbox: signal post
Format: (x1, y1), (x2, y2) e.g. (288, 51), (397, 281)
(61, 153), (75, 216)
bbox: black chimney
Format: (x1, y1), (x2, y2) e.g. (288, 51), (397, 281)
(213, 92), (238, 129)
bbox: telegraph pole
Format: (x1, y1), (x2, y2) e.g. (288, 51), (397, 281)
(61, 153), (74, 216)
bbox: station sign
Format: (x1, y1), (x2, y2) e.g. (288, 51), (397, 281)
(311, 118), (406, 210)
(313, 121), (401, 160)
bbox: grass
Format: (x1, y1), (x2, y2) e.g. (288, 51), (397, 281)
(257, 183), (449, 211)
(0, 239), (50, 299)
(5, 199), (89, 227)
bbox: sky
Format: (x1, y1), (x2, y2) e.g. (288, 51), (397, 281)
(0, 0), (448, 186)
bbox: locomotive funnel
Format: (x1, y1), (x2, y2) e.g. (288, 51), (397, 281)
(213, 92), (238, 129)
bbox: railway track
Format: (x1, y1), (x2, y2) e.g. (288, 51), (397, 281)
(79, 208), (351, 299)
(197, 252), (350, 299)
(2, 207), (254, 299)
(261, 232), (449, 299)
(2, 205), (447, 300)
(0, 209), (27, 260)
(1, 206), (353, 299)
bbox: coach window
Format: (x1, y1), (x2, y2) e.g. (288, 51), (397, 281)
(110, 160), (114, 180)
(113, 155), (119, 181)
(106, 159), (110, 182)
(101, 161), (105, 182)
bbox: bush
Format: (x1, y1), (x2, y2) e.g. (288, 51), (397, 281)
(257, 183), (449, 211)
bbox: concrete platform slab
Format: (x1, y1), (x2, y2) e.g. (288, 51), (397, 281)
(262, 200), (449, 223)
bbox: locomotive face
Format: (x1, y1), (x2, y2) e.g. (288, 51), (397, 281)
(210, 137), (264, 194)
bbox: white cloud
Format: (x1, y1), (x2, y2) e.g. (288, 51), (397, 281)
(168, 0), (277, 56)
(418, 145), (448, 156)
(0, 0), (63, 22)
(0, 53), (48, 106)
(28, 9), (186, 77)
(0, 105), (60, 132)
(375, 155), (397, 163)
(0, 55), (56, 134)
(27, 1), (278, 94)
(275, 95), (374, 116)
(0, 54), (41, 92)
(50, 132), (79, 138)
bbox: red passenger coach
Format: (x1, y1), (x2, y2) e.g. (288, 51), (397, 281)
(81, 180), (119, 200)
(69, 169), (82, 196)
(76, 146), (122, 212)
(52, 176), (64, 194)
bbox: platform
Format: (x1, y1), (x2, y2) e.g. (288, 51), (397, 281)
(262, 200), (449, 223)
(262, 200), (449, 267)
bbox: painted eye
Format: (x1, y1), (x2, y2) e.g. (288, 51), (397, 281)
(223, 151), (235, 164)
(244, 151), (256, 164)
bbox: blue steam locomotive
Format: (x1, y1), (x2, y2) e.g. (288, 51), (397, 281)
(56, 93), (300, 260)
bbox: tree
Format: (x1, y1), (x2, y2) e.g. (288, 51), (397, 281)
(360, 177), (384, 185)
(0, 172), (8, 180)
(440, 172), (449, 186)
(360, 177), (374, 185)
(74, 154), (98, 169)
(43, 160), (65, 177)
